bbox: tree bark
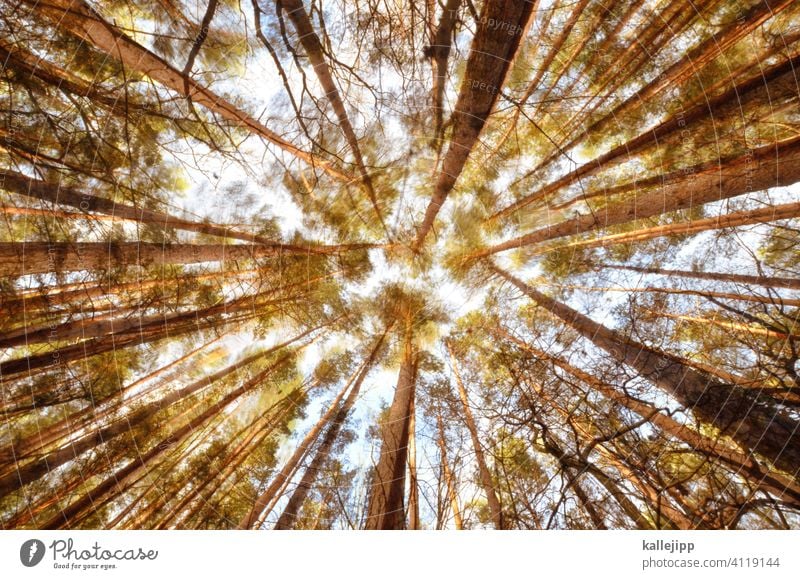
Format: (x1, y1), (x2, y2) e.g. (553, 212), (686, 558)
(541, 282), (800, 308)
(513, 0), (796, 200)
(365, 319), (419, 529)
(39, 357), (295, 529)
(513, 341), (697, 528)
(22, 0), (351, 182)
(536, 200), (800, 255)
(0, 169), (294, 245)
(428, 0), (463, 144)
(169, 391), (310, 529)
(0, 329), (314, 499)
(412, 0), (538, 250)
(155, 401), (292, 529)
(277, 0), (389, 235)
(0, 338), (222, 470)
(407, 395), (421, 530)
(473, 136), (800, 258)
(603, 264), (800, 291)
(0, 290), (296, 349)
(535, 432), (655, 529)
(0, 240), (373, 277)
(273, 330), (389, 529)
(489, 264), (800, 476)
(435, 412), (463, 529)
(240, 328), (389, 529)
(534, 0), (687, 163)
(516, 0), (592, 116)
(504, 43), (800, 219)
(494, 325), (800, 502)
(0, 37), (152, 116)
(447, 341), (505, 529)
(572, 479), (607, 529)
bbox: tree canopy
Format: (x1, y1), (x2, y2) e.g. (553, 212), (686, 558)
(1, 0), (799, 530)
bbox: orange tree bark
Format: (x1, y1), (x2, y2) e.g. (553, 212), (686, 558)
(365, 318), (419, 529)
(514, 0), (795, 199)
(602, 264), (800, 291)
(0, 329), (318, 499)
(493, 325), (800, 503)
(39, 355), (296, 529)
(412, 0), (538, 250)
(0, 240), (375, 277)
(21, 0), (352, 182)
(0, 169), (293, 245)
(489, 263), (800, 477)
(273, 329), (389, 529)
(278, 0), (389, 236)
(492, 51), (800, 220)
(447, 340), (505, 528)
(472, 136), (800, 259)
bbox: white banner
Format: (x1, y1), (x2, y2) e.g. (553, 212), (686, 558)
(1, 531), (798, 578)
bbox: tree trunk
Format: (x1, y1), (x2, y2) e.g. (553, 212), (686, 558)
(0, 38), (152, 116)
(586, 0), (793, 131)
(489, 264), (800, 476)
(514, 342), (697, 528)
(428, 0), (463, 145)
(494, 325), (800, 502)
(412, 0), (537, 250)
(603, 264), (800, 291)
(548, 0), (661, 120)
(104, 415), (222, 529)
(170, 392), (310, 529)
(514, 0), (795, 199)
(365, 319), (419, 529)
(446, 341), (505, 529)
(0, 292), (333, 380)
(0, 169), (293, 245)
(542, 282), (800, 308)
(553, 100), (800, 213)
(0, 338), (222, 470)
(22, 0), (351, 182)
(507, 0), (701, 186)
(154, 400), (291, 529)
(0, 309), (246, 378)
(0, 126), (118, 183)
(505, 40), (800, 219)
(573, 427), (696, 529)
(536, 432), (655, 529)
(579, 462), (654, 529)
(241, 329), (389, 529)
(436, 412), (463, 529)
(273, 330), (389, 529)
(0, 445), (124, 529)
(0, 270), (333, 347)
(39, 358), (295, 529)
(649, 310), (800, 342)
(0, 268), (325, 319)
(536, 200), (800, 255)
(474, 136), (800, 258)
(0, 240), (372, 277)
(277, 0), (389, 235)
(572, 479), (607, 529)
(518, 0), (592, 115)
(0, 330), (313, 499)
(407, 395), (421, 530)
(0, 289), (295, 349)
